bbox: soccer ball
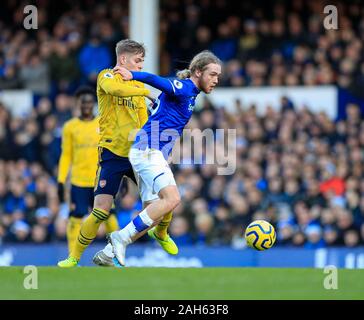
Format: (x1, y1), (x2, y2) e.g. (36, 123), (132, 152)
(245, 220), (276, 251)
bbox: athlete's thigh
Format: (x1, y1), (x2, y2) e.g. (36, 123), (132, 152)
(133, 167), (159, 203)
(94, 148), (130, 198)
(130, 148), (176, 196)
(128, 150), (161, 202)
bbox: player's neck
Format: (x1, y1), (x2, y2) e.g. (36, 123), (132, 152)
(190, 76), (201, 91)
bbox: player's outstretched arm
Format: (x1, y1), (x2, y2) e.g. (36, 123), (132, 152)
(131, 71), (177, 95)
(113, 66), (179, 96)
(98, 71), (151, 97)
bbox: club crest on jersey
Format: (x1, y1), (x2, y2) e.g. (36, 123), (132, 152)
(173, 80), (183, 89)
(104, 72), (113, 78)
(99, 180), (107, 188)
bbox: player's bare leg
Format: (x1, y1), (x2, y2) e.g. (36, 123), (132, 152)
(94, 200), (161, 266)
(109, 185), (180, 266)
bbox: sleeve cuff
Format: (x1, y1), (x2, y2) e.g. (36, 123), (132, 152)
(130, 71), (139, 80)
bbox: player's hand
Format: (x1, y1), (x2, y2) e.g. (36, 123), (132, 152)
(113, 66), (133, 80)
(57, 183), (65, 203)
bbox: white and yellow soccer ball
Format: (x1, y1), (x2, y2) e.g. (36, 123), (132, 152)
(245, 220), (276, 251)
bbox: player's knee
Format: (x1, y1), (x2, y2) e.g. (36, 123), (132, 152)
(167, 193), (181, 211)
(94, 194), (113, 212)
(159, 186), (180, 211)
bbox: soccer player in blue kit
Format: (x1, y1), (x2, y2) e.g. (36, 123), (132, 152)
(107, 50), (222, 266)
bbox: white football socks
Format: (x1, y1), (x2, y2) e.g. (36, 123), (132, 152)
(117, 209), (154, 244)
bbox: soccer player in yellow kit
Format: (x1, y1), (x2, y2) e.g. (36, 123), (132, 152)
(57, 86), (119, 255)
(58, 39), (177, 268)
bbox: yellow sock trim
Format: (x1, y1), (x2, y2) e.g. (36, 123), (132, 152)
(155, 211), (173, 239)
(92, 208), (109, 221)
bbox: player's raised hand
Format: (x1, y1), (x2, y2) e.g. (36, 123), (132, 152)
(113, 66), (133, 80)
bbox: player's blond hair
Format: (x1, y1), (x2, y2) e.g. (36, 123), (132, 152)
(115, 39), (146, 57)
(177, 51), (222, 79)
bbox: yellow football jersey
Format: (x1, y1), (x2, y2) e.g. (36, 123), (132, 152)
(57, 117), (100, 187)
(96, 68), (149, 157)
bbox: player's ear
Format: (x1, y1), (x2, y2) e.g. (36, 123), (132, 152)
(119, 54), (127, 65)
(195, 69), (202, 78)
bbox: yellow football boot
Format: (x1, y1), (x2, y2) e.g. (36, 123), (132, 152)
(57, 256), (79, 268)
(148, 228), (178, 255)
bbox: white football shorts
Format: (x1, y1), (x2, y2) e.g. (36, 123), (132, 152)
(129, 147), (177, 203)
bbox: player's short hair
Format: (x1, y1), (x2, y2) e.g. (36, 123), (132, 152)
(115, 39), (146, 57)
(177, 51), (222, 79)
(74, 86), (95, 99)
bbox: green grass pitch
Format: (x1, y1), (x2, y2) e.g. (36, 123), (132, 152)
(0, 267), (363, 300)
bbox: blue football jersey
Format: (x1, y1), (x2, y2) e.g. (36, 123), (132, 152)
(131, 72), (200, 159)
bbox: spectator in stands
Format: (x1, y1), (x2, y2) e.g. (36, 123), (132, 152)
(211, 23), (238, 62)
(0, 65), (21, 89)
(49, 42), (80, 94)
(323, 226), (340, 246)
(169, 216), (194, 246)
(78, 31), (112, 84)
(7, 220), (30, 243)
(343, 229), (360, 247)
(194, 213), (216, 245)
(31, 224), (49, 243)
(304, 224), (326, 249)
(19, 53), (50, 97)
(54, 94), (73, 127)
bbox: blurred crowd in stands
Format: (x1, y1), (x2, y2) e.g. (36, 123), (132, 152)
(1, 0), (364, 96)
(1, 0), (364, 248)
(160, 0), (364, 99)
(1, 96), (364, 248)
